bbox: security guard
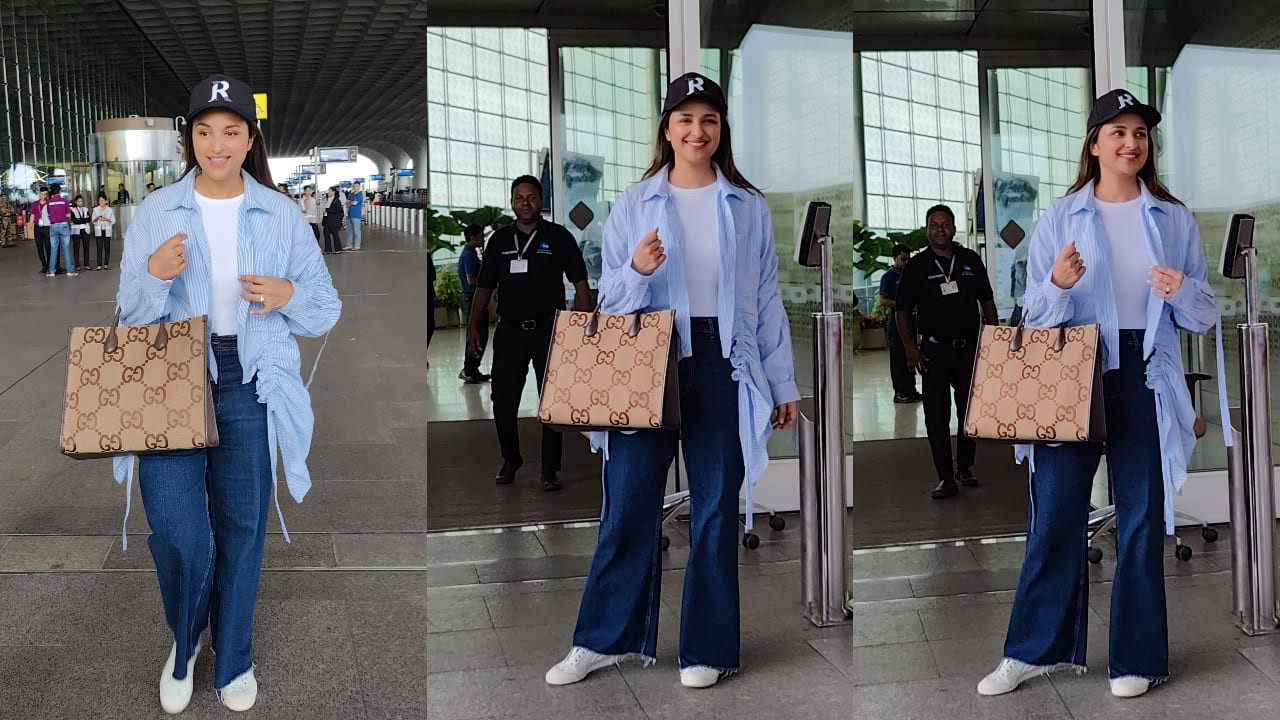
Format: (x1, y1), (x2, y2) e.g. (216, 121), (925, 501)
(895, 204), (998, 500)
(467, 175), (590, 491)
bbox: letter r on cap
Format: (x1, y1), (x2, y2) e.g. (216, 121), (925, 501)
(1118, 93), (1134, 108)
(210, 81), (231, 102)
(687, 77), (705, 94)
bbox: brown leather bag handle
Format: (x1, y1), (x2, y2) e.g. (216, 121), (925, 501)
(1007, 318), (1067, 353)
(583, 294), (643, 339)
(103, 308), (168, 354)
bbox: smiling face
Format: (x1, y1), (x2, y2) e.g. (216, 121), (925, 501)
(1090, 112), (1148, 182)
(926, 211), (955, 251)
(663, 100), (721, 171)
(190, 109), (252, 186)
(97, 196), (107, 207)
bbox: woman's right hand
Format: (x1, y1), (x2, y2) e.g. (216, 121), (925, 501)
(631, 228), (666, 276)
(147, 232), (188, 280)
(1051, 241), (1086, 289)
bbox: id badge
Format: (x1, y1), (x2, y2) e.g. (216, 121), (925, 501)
(510, 259), (529, 274)
(940, 280), (959, 296)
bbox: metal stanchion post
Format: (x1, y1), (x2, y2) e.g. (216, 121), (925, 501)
(1222, 214), (1280, 636)
(798, 398), (819, 610)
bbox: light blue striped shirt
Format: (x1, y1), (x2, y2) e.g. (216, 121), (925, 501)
(1017, 180), (1231, 534)
(112, 170), (342, 548)
(591, 166), (800, 529)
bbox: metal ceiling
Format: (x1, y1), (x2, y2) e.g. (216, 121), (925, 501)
(5, 0), (428, 159)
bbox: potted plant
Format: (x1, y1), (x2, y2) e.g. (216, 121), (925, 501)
(429, 205), (515, 325)
(861, 304), (890, 350)
(434, 265), (464, 327)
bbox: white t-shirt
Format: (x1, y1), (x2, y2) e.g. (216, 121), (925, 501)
(669, 183), (721, 317)
(1095, 196), (1152, 329)
(195, 192), (244, 336)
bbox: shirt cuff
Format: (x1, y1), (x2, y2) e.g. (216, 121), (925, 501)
(770, 379), (801, 407)
(280, 279), (309, 318)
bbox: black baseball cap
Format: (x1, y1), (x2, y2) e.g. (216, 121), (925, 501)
(187, 74), (257, 125)
(662, 72), (727, 116)
(1087, 88), (1160, 131)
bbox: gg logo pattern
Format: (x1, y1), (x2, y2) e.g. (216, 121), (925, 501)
(965, 323), (1101, 443)
(538, 309), (676, 430)
(61, 316), (214, 458)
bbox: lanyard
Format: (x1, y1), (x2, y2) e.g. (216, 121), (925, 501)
(934, 253), (956, 283)
(514, 228), (538, 260)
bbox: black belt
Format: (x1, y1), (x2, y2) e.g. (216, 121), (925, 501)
(500, 315), (554, 331)
(926, 336), (972, 348)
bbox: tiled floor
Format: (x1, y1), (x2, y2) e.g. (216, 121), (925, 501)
(0, 225), (427, 719)
(427, 520), (851, 720)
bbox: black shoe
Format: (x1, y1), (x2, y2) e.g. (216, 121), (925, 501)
(496, 461), (521, 485)
(931, 478), (959, 499)
(474, 373), (491, 382)
(893, 393), (915, 404)
(908, 392), (923, 402)
(541, 473), (562, 492)
(956, 467), (979, 487)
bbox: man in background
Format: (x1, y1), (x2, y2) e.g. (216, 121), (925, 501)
(458, 224), (489, 383)
(880, 243), (920, 404)
(345, 182), (364, 250)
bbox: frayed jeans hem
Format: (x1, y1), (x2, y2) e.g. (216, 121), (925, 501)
(678, 661), (740, 675)
(1005, 656), (1088, 676)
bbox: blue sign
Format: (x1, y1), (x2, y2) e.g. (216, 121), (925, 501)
(340, 181), (351, 187)
(369, 174), (384, 181)
(396, 169), (414, 177)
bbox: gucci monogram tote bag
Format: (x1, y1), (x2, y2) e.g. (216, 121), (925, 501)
(60, 311), (218, 458)
(538, 308), (680, 432)
(964, 323), (1106, 443)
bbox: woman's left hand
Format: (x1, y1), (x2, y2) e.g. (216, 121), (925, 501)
(771, 402), (798, 430)
(240, 275), (294, 314)
(1149, 266), (1185, 301)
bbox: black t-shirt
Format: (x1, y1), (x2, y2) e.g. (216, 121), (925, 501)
(476, 221), (588, 321)
(895, 245), (993, 341)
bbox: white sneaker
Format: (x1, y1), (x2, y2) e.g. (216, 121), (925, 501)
(44, 272), (55, 277)
(67, 271), (79, 277)
(217, 665), (258, 711)
(159, 640), (200, 714)
(679, 666), (722, 688)
(1110, 675), (1151, 698)
(977, 658), (1050, 696)
(545, 647), (622, 685)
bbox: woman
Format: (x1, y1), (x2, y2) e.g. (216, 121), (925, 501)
(545, 73), (798, 689)
(321, 186), (345, 254)
(978, 89), (1225, 699)
(114, 74), (340, 714)
(91, 194), (115, 270)
(297, 185), (322, 248)
(69, 195), (91, 271)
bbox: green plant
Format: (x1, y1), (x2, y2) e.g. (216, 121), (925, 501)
(850, 221), (929, 275)
(428, 207), (463, 255)
(434, 265), (463, 311)
(870, 302), (892, 322)
(427, 205), (515, 256)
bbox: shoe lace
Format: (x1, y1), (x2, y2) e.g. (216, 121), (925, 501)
(565, 647), (593, 667)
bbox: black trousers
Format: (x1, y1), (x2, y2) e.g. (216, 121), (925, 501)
(461, 292), (489, 376)
(490, 319), (562, 474)
(322, 222), (343, 253)
(95, 233), (112, 266)
(309, 223), (321, 249)
(35, 225), (50, 271)
(886, 319), (917, 397)
(72, 230), (91, 267)
(921, 337), (978, 482)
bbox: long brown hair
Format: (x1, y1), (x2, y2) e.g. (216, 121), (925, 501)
(1065, 122), (1181, 204)
(179, 112), (275, 190)
(643, 104), (761, 195)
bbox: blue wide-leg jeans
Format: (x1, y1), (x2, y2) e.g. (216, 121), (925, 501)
(572, 318), (745, 672)
(138, 335), (272, 690)
(1002, 330), (1169, 682)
